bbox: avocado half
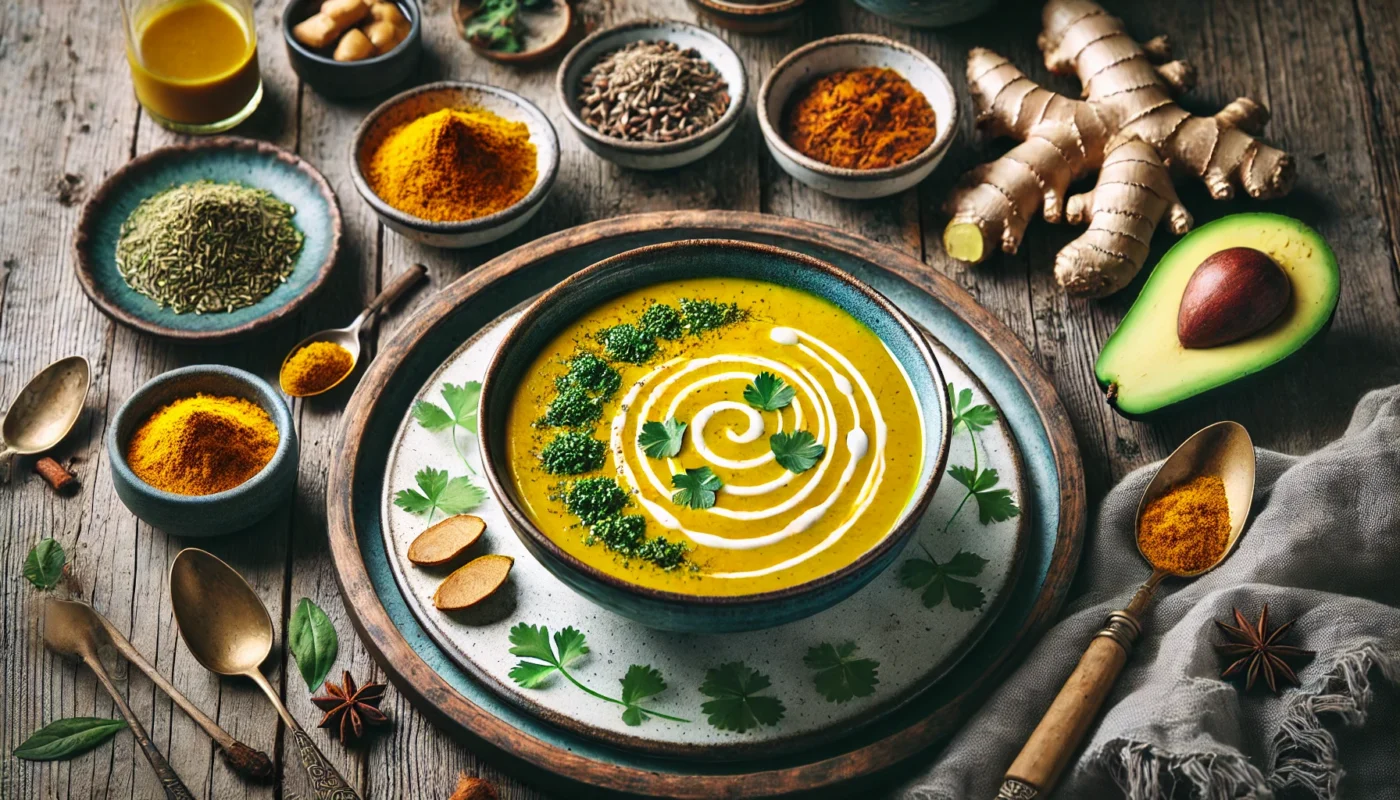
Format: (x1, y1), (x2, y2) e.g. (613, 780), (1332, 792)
(1095, 213), (1339, 416)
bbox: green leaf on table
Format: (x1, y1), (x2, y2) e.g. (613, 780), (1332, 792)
(288, 597), (339, 691)
(947, 382), (997, 432)
(442, 382), (482, 434)
(671, 467), (722, 510)
(394, 467), (486, 518)
(699, 661), (785, 733)
(899, 551), (989, 611)
(639, 418), (687, 459)
(948, 465), (1020, 524)
(803, 642), (879, 703)
(13, 717), (128, 761)
(23, 539), (66, 590)
(619, 664), (667, 726)
(770, 431), (825, 474)
(743, 372), (795, 412)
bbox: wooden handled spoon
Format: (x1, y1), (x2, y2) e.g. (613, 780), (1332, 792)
(994, 421), (1256, 799)
(44, 599), (197, 800)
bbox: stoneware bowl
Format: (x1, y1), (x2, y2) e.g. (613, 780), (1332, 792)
(556, 20), (747, 171)
(107, 366), (298, 538)
(283, 0), (423, 100)
(351, 82), (559, 249)
(758, 34), (958, 199)
(478, 239), (952, 633)
(688, 0), (807, 33)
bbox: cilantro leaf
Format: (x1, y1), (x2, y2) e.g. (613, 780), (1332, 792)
(743, 372), (795, 412)
(699, 662), (786, 733)
(554, 626), (590, 667)
(671, 467), (722, 510)
(394, 467), (486, 520)
(442, 381), (482, 434)
(508, 623), (560, 664)
(639, 419), (687, 459)
(947, 382), (997, 433)
(619, 664), (667, 726)
(411, 400), (454, 431)
(23, 539), (66, 590)
(437, 476), (487, 515)
(507, 661), (558, 688)
(770, 431), (825, 473)
(803, 642), (879, 703)
(899, 551), (988, 611)
(948, 465), (1020, 524)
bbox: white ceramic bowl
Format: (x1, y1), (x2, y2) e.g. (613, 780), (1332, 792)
(758, 34), (958, 199)
(351, 82), (559, 249)
(556, 20), (746, 171)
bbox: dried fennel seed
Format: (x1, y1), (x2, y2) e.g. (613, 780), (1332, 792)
(577, 40), (730, 143)
(115, 180), (304, 314)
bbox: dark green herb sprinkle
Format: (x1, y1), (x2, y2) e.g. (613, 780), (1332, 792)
(539, 431), (607, 475)
(634, 536), (689, 570)
(639, 303), (683, 340)
(587, 514), (690, 571)
(599, 323), (657, 364)
(680, 298), (744, 334)
(541, 384), (604, 428)
(564, 477), (630, 524)
(115, 180), (304, 314)
(556, 352), (621, 397)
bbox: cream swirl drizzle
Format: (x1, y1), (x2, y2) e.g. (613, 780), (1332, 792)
(609, 326), (905, 579)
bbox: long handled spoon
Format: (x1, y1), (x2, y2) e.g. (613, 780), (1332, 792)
(44, 599), (197, 800)
(995, 421), (1256, 799)
(1, 355), (90, 480)
(65, 599), (275, 779)
(280, 263), (427, 397)
(169, 548), (361, 800)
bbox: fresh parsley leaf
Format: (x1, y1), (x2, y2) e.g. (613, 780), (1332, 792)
(699, 662), (785, 733)
(899, 551), (989, 611)
(288, 598), (339, 690)
(436, 476), (488, 515)
(411, 400), (454, 431)
(554, 626), (590, 667)
(23, 539), (66, 590)
(671, 467), (722, 510)
(803, 642), (879, 703)
(948, 465), (1020, 523)
(947, 382), (997, 432)
(442, 382), (482, 434)
(12, 717), (129, 761)
(506, 661), (557, 688)
(619, 664), (667, 726)
(770, 431), (825, 473)
(639, 419), (687, 459)
(508, 622), (562, 664)
(394, 467), (486, 520)
(743, 372), (795, 412)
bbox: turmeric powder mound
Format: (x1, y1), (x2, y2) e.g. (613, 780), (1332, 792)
(1137, 475), (1232, 574)
(365, 107), (537, 222)
(281, 340), (354, 396)
(782, 67), (937, 170)
(126, 393), (279, 495)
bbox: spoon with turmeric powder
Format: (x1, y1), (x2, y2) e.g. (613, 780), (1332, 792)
(995, 421), (1256, 799)
(280, 263), (426, 397)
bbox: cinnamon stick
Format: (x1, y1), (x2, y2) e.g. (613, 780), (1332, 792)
(34, 457), (76, 493)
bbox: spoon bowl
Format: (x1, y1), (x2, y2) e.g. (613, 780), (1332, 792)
(2, 355), (90, 459)
(170, 548), (275, 676)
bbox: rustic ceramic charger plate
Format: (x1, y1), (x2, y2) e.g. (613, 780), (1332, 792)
(73, 137), (341, 341)
(328, 211), (1084, 798)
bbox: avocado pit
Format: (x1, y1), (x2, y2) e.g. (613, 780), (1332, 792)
(1177, 247), (1291, 349)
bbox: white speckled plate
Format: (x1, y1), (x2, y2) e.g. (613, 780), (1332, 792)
(380, 305), (1026, 759)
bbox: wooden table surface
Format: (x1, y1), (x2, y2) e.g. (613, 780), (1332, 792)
(4, 0), (1399, 797)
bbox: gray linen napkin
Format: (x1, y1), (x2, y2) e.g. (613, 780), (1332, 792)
(899, 386), (1400, 800)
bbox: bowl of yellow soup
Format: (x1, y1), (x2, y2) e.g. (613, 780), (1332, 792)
(479, 240), (951, 632)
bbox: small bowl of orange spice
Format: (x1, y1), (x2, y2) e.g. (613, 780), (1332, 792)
(758, 34), (958, 199)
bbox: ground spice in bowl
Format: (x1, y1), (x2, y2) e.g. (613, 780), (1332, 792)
(1137, 474), (1232, 574)
(364, 107), (537, 222)
(126, 393), (279, 495)
(782, 66), (937, 170)
(281, 340), (354, 396)
(577, 40), (730, 143)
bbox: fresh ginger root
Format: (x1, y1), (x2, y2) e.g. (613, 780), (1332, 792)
(943, 0), (1295, 297)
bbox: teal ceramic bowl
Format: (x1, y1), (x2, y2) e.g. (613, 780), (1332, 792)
(107, 366), (298, 537)
(74, 138), (341, 342)
(478, 240), (952, 632)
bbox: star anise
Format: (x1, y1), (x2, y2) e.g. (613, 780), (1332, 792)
(311, 671), (389, 743)
(1215, 605), (1314, 694)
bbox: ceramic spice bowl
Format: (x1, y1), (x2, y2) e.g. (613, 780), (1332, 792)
(758, 34), (959, 199)
(687, 0), (807, 34)
(282, 0), (423, 100)
(556, 20), (747, 171)
(350, 81), (560, 249)
(107, 366), (298, 537)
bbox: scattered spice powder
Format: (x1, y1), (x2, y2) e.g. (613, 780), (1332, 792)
(126, 393), (279, 495)
(364, 107), (537, 222)
(1137, 475), (1231, 574)
(783, 67), (937, 170)
(281, 340), (354, 396)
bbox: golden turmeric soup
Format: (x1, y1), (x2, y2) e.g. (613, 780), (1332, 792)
(127, 0), (261, 124)
(505, 278), (925, 596)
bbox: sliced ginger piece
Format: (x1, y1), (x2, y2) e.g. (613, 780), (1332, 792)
(408, 514), (485, 567)
(434, 554), (513, 611)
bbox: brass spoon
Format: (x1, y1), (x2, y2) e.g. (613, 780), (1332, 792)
(280, 264), (427, 397)
(995, 421), (1256, 799)
(1, 355), (90, 480)
(64, 598), (275, 780)
(44, 599), (197, 800)
(169, 548), (361, 800)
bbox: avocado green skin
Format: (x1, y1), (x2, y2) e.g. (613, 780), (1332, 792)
(1095, 213), (1340, 417)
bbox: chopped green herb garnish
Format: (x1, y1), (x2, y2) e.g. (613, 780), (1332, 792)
(770, 430), (825, 473)
(638, 418), (687, 459)
(680, 298), (743, 334)
(639, 303), (683, 340)
(633, 536), (689, 570)
(671, 467), (722, 510)
(557, 352), (621, 398)
(744, 372), (795, 411)
(588, 514), (691, 570)
(540, 431), (607, 475)
(541, 384), (605, 428)
(599, 323), (657, 364)
(565, 477), (630, 524)
(699, 662), (785, 732)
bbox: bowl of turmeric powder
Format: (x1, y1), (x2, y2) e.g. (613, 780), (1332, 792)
(107, 365), (298, 537)
(351, 81), (560, 249)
